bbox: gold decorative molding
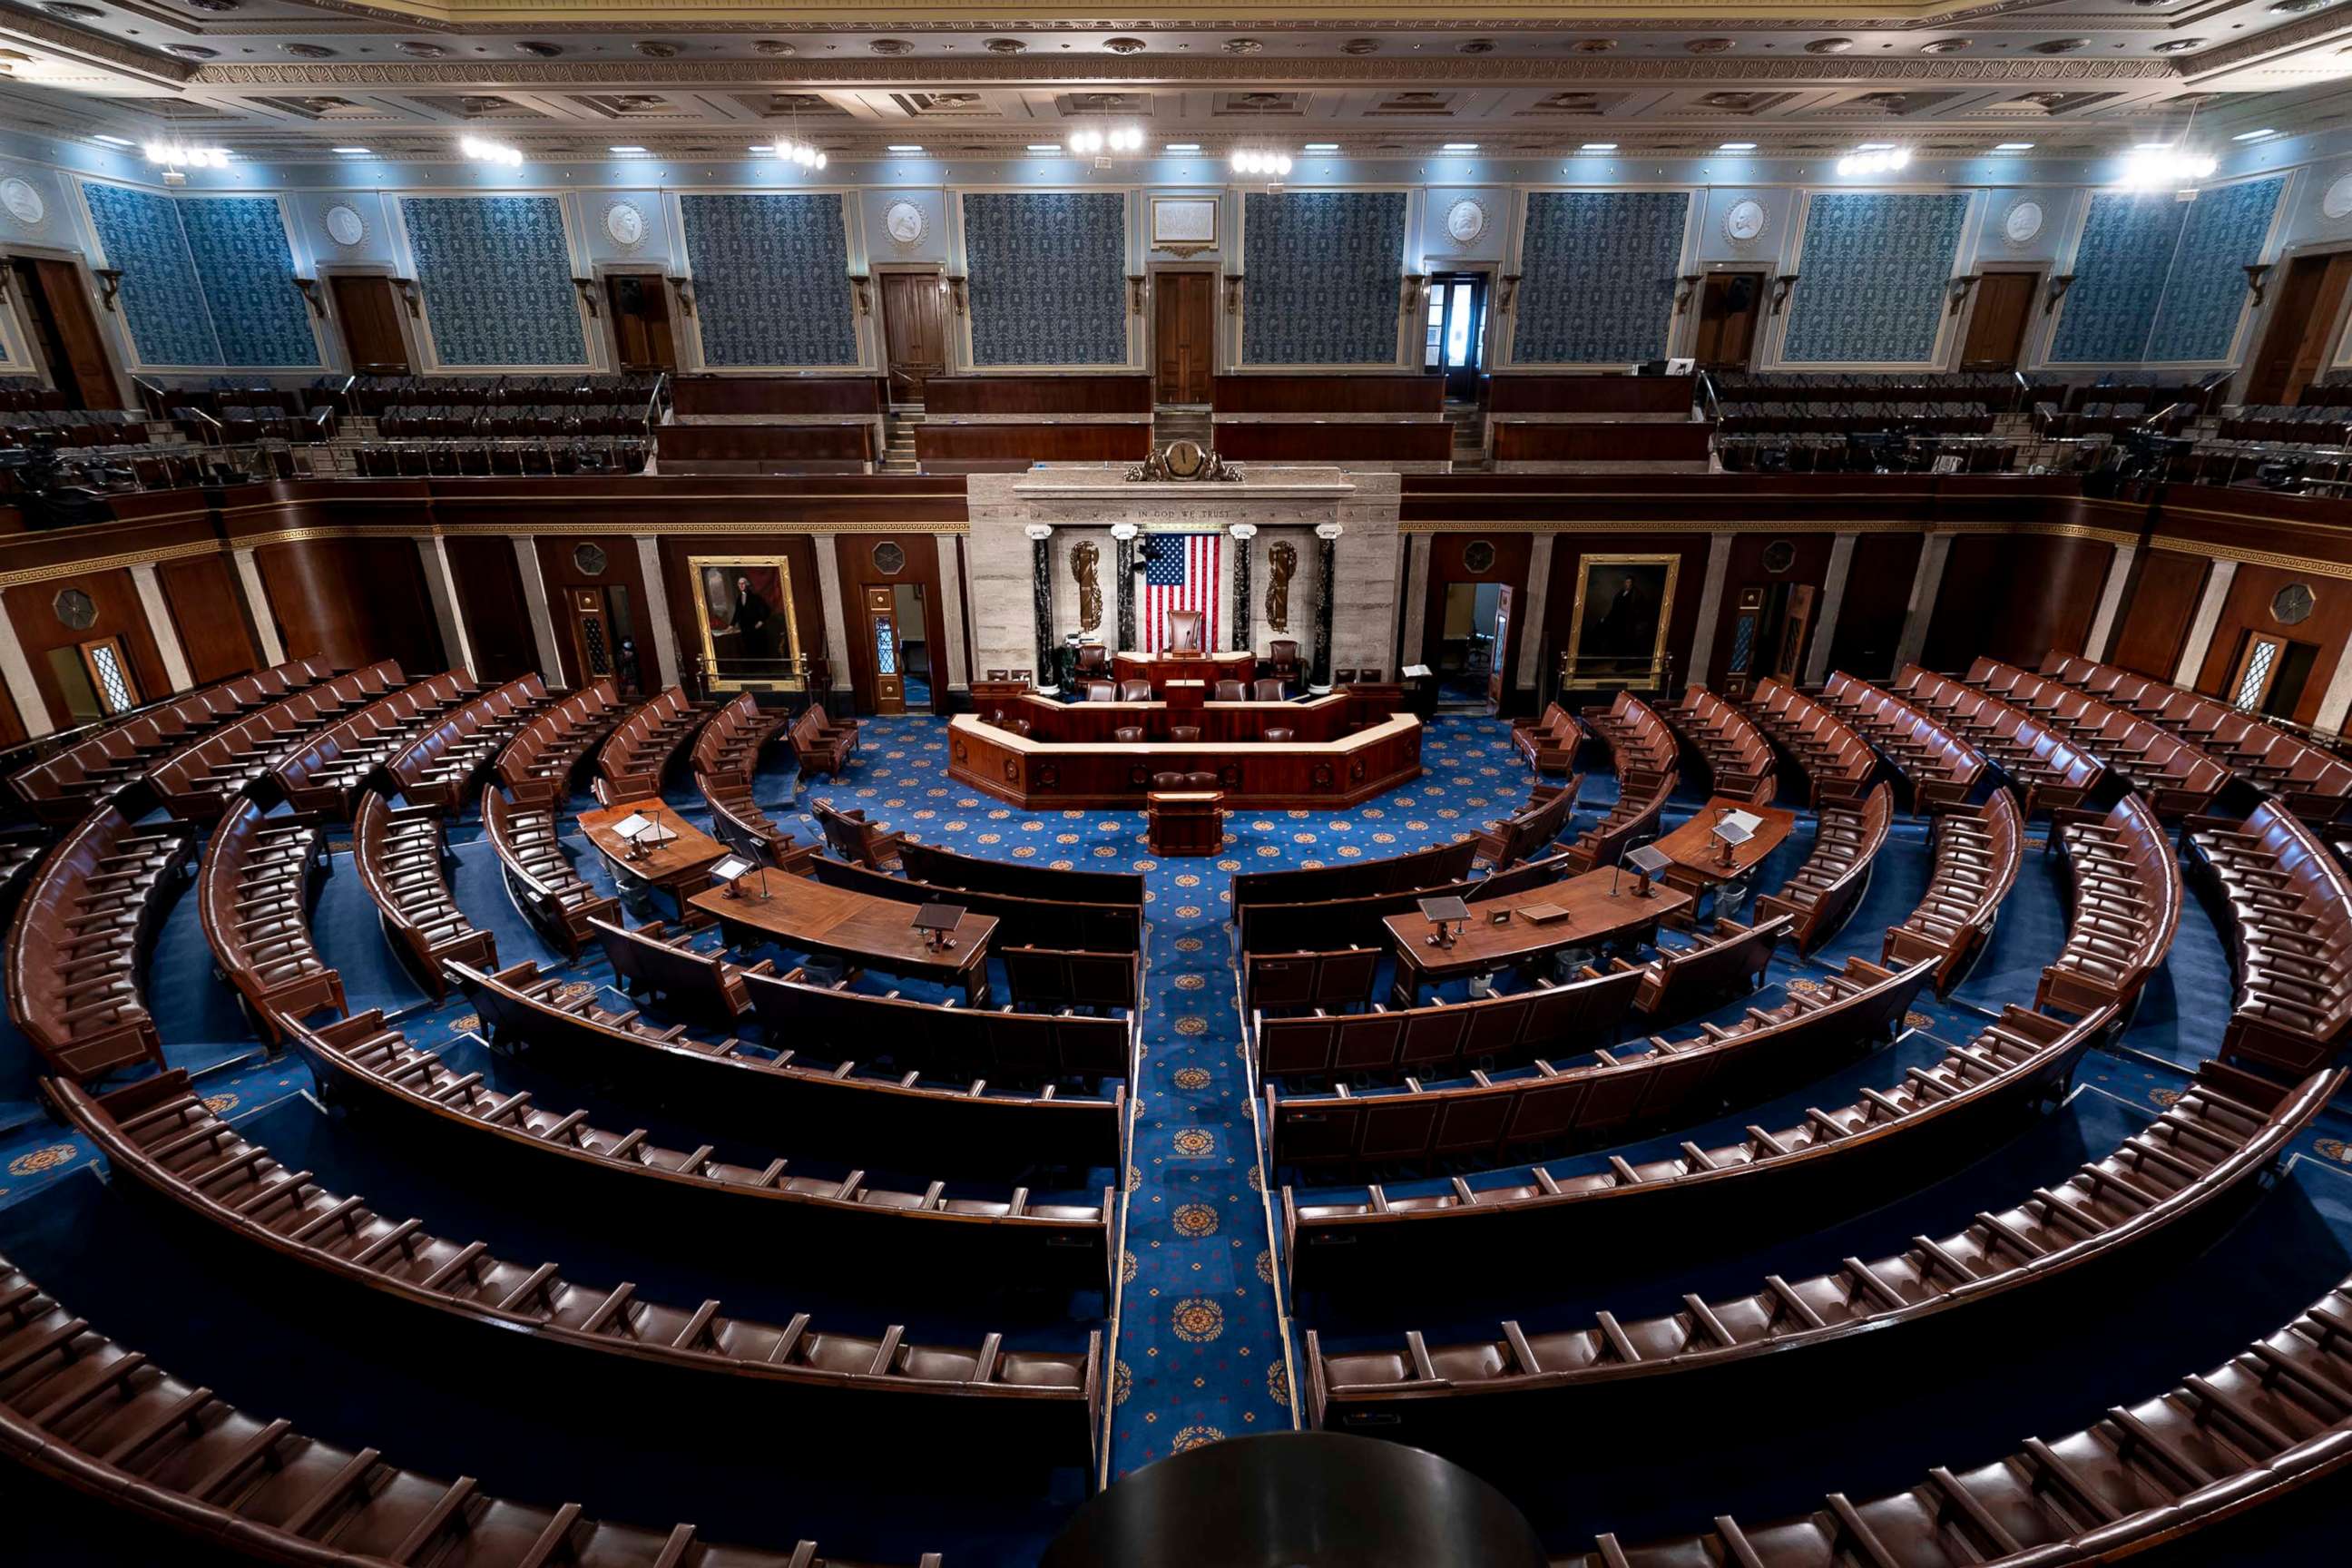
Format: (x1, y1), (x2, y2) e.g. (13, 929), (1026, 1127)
(0, 537), (226, 591)
(2146, 534), (2352, 581)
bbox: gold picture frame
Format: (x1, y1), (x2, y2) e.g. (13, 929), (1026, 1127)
(1561, 552), (1681, 691)
(690, 554), (806, 692)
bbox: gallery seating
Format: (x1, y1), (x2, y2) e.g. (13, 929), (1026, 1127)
(1880, 789), (2025, 991)
(197, 796), (344, 1042)
(2037, 796), (2183, 1016)
(1473, 779), (1580, 871)
(1960, 658), (2229, 817)
(1307, 1059), (2337, 1451)
(1633, 910), (1792, 1017)
(1509, 701), (1580, 776)
(1743, 679), (1877, 806)
(383, 671), (554, 810)
(1890, 663), (2107, 815)
(1661, 687), (1779, 806)
(1002, 946), (1142, 1014)
(270, 670), (475, 817)
(1265, 955), (1931, 1171)
(48, 1070), (1103, 1467)
(1230, 839), (1481, 912)
(352, 790), (496, 1002)
(453, 959), (1122, 1173)
(1754, 780), (1893, 952)
(1560, 769), (1678, 872)
(899, 840), (1146, 905)
(291, 1009), (1114, 1287)
(495, 678), (625, 805)
(743, 965), (1137, 1086)
(789, 701), (859, 779)
(4, 803), (194, 1079)
(1251, 962), (1644, 1090)
(592, 686), (711, 804)
(1578, 691), (1678, 791)
(1282, 1002), (2115, 1292)
(1818, 671), (1987, 809)
(0, 1254), (945, 1568)
(2184, 800), (2352, 1075)
(812, 799), (904, 870)
(1243, 946), (1384, 1017)
(811, 856), (1145, 952)
(593, 916), (773, 1023)
(482, 789), (622, 957)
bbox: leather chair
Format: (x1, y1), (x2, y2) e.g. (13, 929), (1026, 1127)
(1118, 680), (1152, 701)
(1334, 669), (1357, 685)
(1214, 680), (1247, 701)
(1167, 608), (1204, 652)
(1253, 679), (1287, 702)
(1267, 639), (1302, 684)
(1075, 643), (1110, 680)
(1264, 727), (1296, 743)
(1169, 725), (1201, 742)
(1114, 726), (1145, 743)
(1085, 681), (1116, 702)
(1358, 668), (1383, 681)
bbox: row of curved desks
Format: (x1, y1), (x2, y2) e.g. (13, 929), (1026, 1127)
(948, 710), (1423, 809)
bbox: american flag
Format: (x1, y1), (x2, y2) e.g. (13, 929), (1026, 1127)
(1140, 533), (1221, 653)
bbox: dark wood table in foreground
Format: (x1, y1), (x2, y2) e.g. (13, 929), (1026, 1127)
(577, 798), (727, 923)
(689, 871), (997, 1003)
(1385, 866), (1691, 1004)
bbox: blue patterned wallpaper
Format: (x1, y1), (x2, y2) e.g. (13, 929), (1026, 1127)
(961, 191), (1128, 366)
(180, 197), (318, 368)
(2146, 178), (2284, 364)
(678, 193), (858, 367)
(1783, 192), (1969, 364)
(80, 181), (220, 368)
(1512, 191), (1689, 364)
(1241, 191), (1408, 365)
(2048, 194), (2190, 363)
(397, 195), (585, 368)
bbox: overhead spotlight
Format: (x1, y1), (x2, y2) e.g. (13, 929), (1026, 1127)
(1070, 129), (1104, 154)
(2116, 145), (2216, 189)
(1834, 145), (1912, 176)
(768, 137), (828, 169)
(144, 141), (230, 169)
(1230, 148), (1293, 176)
(1109, 125), (1143, 152)
(458, 135), (524, 167)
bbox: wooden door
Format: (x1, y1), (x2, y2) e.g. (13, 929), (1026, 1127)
(19, 260), (116, 407)
(604, 273), (676, 372)
(1959, 273), (2037, 371)
(1153, 272), (1214, 404)
(564, 587), (618, 691)
(1769, 585), (1817, 683)
(879, 271), (946, 404)
(2244, 253), (2352, 405)
(1692, 273), (1764, 370)
(1485, 584), (1514, 710)
(862, 584), (906, 715)
(328, 274), (409, 373)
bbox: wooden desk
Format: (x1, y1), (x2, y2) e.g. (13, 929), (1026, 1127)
(1386, 867), (1691, 1004)
(578, 799), (727, 924)
(1112, 652), (1255, 694)
(689, 873), (997, 1003)
(1652, 798), (1798, 887)
(949, 710), (1423, 809)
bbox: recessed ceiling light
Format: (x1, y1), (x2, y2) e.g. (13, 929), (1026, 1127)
(1857, 142), (1896, 152)
(1994, 142), (2036, 152)
(1304, 142), (1338, 152)
(330, 146), (371, 154)
(2134, 141), (2173, 151)
(1026, 143), (1062, 152)
(2233, 127), (2278, 141)
(1442, 142), (1480, 151)
(93, 133), (133, 146)
(609, 145), (648, 154)
(1164, 142), (1200, 152)
(1580, 142), (1618, 152)
(886, 143), (923, 152)
(749, 144), (772, 153)
(1720, 142), (1758, 152)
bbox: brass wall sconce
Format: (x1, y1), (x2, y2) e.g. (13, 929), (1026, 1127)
(1769, 274), (1799, 317)
(2242, 263), (2273, 309)
(92, 268), (122, 313)
(848, 272), (872, 316)
(1674, 274), (1702, 315)
(1127, 273), (1147, 314)
(665, 276), (694, 317)
(1498, 273), (1523, 311)
(291, 277), (324, 318)
(946, 274), (968, 316)
(571, 278), (600, 318)
(390, 277), (421, 318)
(1223, 273), (1244, 314)
(2043, 273), (2077, 316)
(1945, 274), (1984, 316)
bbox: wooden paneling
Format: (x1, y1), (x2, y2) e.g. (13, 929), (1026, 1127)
(1422, 531), (1534, 691)
(947, 712), (1423, 809)
(1491, 423), (1714, 464)
(1692, 272), (1765, 370)
(1700, 532), (1837, 688)
(2243, 252), (2352, 406)
(1826, 532), (1926, 680)
(879, 272), (946, 403)
(916, 421), (1152, 470)
(1540, 532), (1716, 692)
(656, 533), (826, 696)
(2108, 548), (2210, 681)
(444, 534), (539, 684)
(0, 679), (24, 749)
(1212, 421), (1453, 463)
(1485, 375), (1697, 415)
(157, 554), (258, 684)
(835, 532), (943, 715)
(654, 424), (873, 467)
(1958, 273), (2037, 372)
(669, 377), (887, 417)
(603, 272), (676, 373)
(2, 566), (171, 721)
(2192, 557), (2352, 724)
(923, 375), (1154, 416)
(534, 534), (655, 693)
(1922, 534), (2111, 671)
(1153, 271), (1215, 406)
(24, 259), (118, 409)
(255, 537), (443, 675)
(328, 274), (409, 374)
(1211, 374), (1443, 415)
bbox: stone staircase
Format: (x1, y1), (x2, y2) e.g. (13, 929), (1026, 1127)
(881, 406), (921, 474)
(1445, 400), (1488, 471)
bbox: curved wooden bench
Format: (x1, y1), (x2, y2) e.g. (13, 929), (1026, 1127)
(1234, 852), (1573, 955)
(1231, 837), (1480, 912)
(1580, 691), (1677, 792)
(198, 796), (344, 1043)
(1308, 1059), (2338, 1453)
(453, 959), (1122, 1174)
(1820, 670), (1987, 809)
(1891, 664), (2105, 816)
(4, 804), (195, 1079)
(692, 690), (801, 867)
(1252, 961), (1642, 1090)
(1634, 910), (1792, 1017)
(271, 671), (474, 818)
(1743, 678), (1876, 807)
(0, 1253), (944, 1568)
(593, 686), (713, 805)
(148, 662), (402, 823)
(1882, 788), (2025, 992)
(353, 789), (495, 1002)
(1267, 955), (1933, 1174)
(1473, 779), (1581, 872)
(1283, 1003), (2114, 1298)
(2039, 796), (2183, 1017)
(1756, 779), (1893, 953)
(900, 838), (1147, 905)
(1964, 658), (2228, 817)
(294, 1010), (1116, 1289)
(385, 671), (553, 810)
(1509, 700), (1578, 775)
(1661, 687), (1779, 806)
(494, 677), (622, 807)
(2185, 800), (2352, 1075)
(482, 789), (621, 958)
(48, 1069), (1103, 1470)
(592, 916), (770, 1023)
(1561, 769), (1678, 873)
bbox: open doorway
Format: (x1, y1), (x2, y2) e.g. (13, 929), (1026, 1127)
(1437, 581), (1503, 710)
(892, 581), (930, 710)
(1691, 271), (1765, 371)
(1425, 272), (1489, 400)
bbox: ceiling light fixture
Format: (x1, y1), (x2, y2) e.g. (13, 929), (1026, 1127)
(1719, 142), (1758, 152)
(1836, 145), (1912, 176)
(1303, 142), (1338, 152)
(1164, 142), (1200, 152)
(1580, 142), (1619, 152)
(1994, 142), (2036, 152)
(144, 141), (230, 170)
(609, 145), (648, 154)
(886, 143), (923, 152)
(330, 146), (372, 155)
(458, 135), (524, 167)
(2232, 127), (2278, 141)
(2116, 144), (2216, 189)
(766, 138), (828, 169)
(1442, 142), (1480, 152)
(93, 133), (133, 147)
(1230, 148), (1294, 176)
(1068, 125), (1144, 155)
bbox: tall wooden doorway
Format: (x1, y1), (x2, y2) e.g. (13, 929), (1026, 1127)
(1425, 272), (1490, 400)
(2244, 251), (2352, 406)
(1691, 272), (1765, 371)
(878, 270), (946, 404)
(563, 585), (642, 699)
(8, 257), (116, 407)
(1959, 273), (2038, 371)
(1152, 270), (1214, 405)
(328, 274), (410, 374)
(604, 274), (676, 372)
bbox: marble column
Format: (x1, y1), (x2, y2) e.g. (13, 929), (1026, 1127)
(1026, 524), (1059, 691)
(2311, 644), (2352, 735)
(935, 535), (970, 693)
(1893, 533), (1954, 673)
(0, 609), (53, 738)
(1228, 523), (1257, 655)
(2174, 559), (2239, 688)
(634, 536), (681, 691)
(1683, 534), (1736, 687)
(1311, 522), (1341, 692)
(1515, 534), (1554, 694)
(809, 533), (855, 709)
(510, 537), (564, 682)
(1112, 523), (1139, 652)
(2082, 544), (2138, 662)
(230, 547), (285, 666)
(1801, 531), (1860, 686)
(1398, 534), (1431, 673)
(413, 537), (475, 682)
(127, 562), (193, 694)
